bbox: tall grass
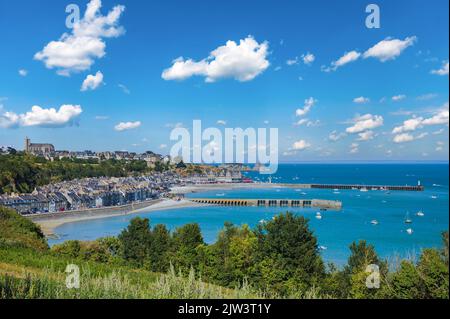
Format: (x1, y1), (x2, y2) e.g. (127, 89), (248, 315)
(0, 266), (262, 299)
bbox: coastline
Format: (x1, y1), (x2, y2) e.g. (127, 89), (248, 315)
(32, 183), (287, 238)
(32, 198), (204, 238)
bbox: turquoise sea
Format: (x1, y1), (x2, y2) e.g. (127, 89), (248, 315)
(49, 164), (449, 265)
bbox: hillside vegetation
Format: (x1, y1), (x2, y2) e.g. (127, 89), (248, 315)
(0, 207), (48, 250)
(0, 206), (448, 299)
(0, 153), (159, 195)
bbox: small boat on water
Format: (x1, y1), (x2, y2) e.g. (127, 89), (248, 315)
(333, 191), (340, 195)
(319, 246), (328, 251)
(371, 220), (379, 225)
(360, 187), (369, 192)
(316, 212), (323, 220)
(406, 228), (414, 235)
(404, 212), (413, 224)
(416, 211), (425, 217)
(431, 195), (438, 199)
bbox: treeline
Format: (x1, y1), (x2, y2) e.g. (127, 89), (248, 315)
(0, 153), (165, 194)
(0, 206), (256, 299)
(52, 213), (449, 299)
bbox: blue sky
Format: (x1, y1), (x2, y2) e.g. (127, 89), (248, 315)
(0, 0), (448, 162)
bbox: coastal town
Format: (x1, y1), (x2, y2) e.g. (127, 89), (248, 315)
(0, 138), (249, 215)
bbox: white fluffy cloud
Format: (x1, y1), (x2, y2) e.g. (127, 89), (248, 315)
(286, 53), (315, 66)
(393, 132), (428, 144)
(392, 94), (406, 102)
(302, 52), (315, 65)
(18, 69), (28, 77)
(292, 139), (311, 151)
(357, 130), (375, 141)
(34, 0), (125, 76)
(393, 133), (414, 143)
(295, 119), (320, 127)
(0, 112), (20, 129)
(323, 36), (416, 72)
(328, 130), (346, 142)
(349, 143), (359, 154)
(353, 96), (370, 104)
(346, 114), (384, 134)
(422, 105), (449, 125)
(392, 103), (449, 134)
(363, 36), (417, 62)
(114, 121), (141, 131)
(322, 51), (361, 72)
(431, 61), (449, 76)
(295, 97), (317, 117)
(162, 36), (270, 82)
(392, 117), (424, 134)
(0, 104), (82, 128)
(286, 57), (299, 66)
(81, 71), (104, 91)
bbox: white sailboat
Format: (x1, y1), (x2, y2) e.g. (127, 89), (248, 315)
(406, 228), (414, 235)
(404, 212), (413, 224)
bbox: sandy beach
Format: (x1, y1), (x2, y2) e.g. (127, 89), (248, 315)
(33, 199), (204, 237)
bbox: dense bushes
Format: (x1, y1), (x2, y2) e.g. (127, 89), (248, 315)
(0, 207), (48, 251)
(50, 212), (449, 299)
(1, 206), (448, 299)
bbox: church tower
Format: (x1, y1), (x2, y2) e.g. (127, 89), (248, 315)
(24, 137), (30, 153)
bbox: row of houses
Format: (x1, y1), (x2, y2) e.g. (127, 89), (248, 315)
(185, 169), (245, 184)
(0, 172), (181, 215)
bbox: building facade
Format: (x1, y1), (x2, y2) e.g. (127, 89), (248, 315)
(25, 137), (55, 155)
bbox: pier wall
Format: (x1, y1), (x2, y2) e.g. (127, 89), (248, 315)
(189, 198), (342, 210)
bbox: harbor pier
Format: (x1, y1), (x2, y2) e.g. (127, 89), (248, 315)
(307, 184), (424, 191)
(189, 198), (342, 210)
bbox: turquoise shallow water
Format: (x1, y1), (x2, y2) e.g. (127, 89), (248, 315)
(49, 164), (449, 265)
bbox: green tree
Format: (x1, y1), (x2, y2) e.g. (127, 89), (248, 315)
(345, 240), (386, 299)
(118, 217), (152, 267)
(254, 212), (325, 295)
(148, 224), (171, 272)
(169, 223), (204, 273)
(381, 260), (422, 299)
(416, 248), (449, 299)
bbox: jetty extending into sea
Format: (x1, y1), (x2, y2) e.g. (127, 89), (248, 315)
(189, 198), (342, 210)
(272, 183), (424, 192)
